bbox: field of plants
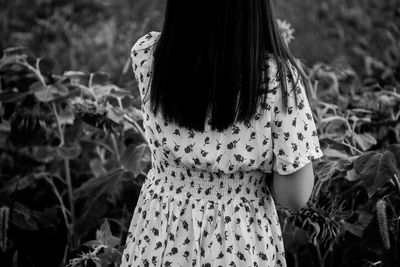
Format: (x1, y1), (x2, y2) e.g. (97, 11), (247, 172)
(0, 0), (399, 266)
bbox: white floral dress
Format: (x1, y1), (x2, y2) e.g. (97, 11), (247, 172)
(120, 31), (324, 267)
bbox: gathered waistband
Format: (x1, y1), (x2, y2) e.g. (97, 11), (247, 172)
(144, 163), (271, 203)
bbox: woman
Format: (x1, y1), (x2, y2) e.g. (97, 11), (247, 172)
(121, 0), (323, 266)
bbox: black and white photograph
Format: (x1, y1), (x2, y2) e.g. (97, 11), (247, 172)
(1, 0), (399, 266)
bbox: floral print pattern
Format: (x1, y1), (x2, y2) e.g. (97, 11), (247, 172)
(120, 31), (323, 267)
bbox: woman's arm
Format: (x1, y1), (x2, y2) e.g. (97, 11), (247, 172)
(269, 162), (315, 212)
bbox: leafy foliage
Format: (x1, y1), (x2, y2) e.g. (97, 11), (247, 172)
(278, 17), (400, 265)
(0, 0), (164, 81)
(0, 46), (150, 266)
(67, 220), (121, 267)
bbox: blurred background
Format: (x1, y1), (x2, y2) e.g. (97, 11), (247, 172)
(1, 0), (400, 267)
(2, 0), (398, 81)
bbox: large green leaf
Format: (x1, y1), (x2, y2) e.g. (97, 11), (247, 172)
(96, 220), (120, 247)
(34, 83), (69, 102)
(57, 144), (82, 159)
(32, 146), (57, 163)
(0, 174), (36, 198)
(315, 159), (351, 181)
(63, 71), (90, 86)
(120, 143), (151, 176)
(353, 144), (400, 197)
(319, 137), (353, 154)
(2, 47), (27, 57)
(9, 202), (42, 231)
(0, 90), (31, 103)
(89, 158), (107, 178)
(91, 72), (110, 86)
(320, 147), (349, 160)
(92, 84), (118, 100)
(36, 56), (55, 76)
(105, 104), (125, 124)
(341, 210), (373, 237)
(74, 169), (128, 238)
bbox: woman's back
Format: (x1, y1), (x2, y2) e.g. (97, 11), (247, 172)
(120, 31), (323, 267)
(131, 31), (322, 176)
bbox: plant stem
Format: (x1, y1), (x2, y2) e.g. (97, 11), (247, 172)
(312, 179), (324, 200)
(64, 157), (75, 247)
(342, 138), (363, 155)
(394, 215), (399, 266)
(41, 175), (70, 231)
(52, 103), (65, 145)
(393, 174), (400, 196)
(123, 113), (146, 141)
(293, 252), (299, 267)
(52, 102), (76, 249)
(61, 244), (69, 267)
(110, 133), (120, 162)
(340, 180), (364, 196)
(18, 56), (78, 250)
(314, 241), (325, 267)
(20, 61), (46, 86)
(85, 139), (115, 155)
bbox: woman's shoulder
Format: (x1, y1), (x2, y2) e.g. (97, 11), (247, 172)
(264, 53), (293, 76)
(131, 31), (161, 56)
(264, 53), (303, 87)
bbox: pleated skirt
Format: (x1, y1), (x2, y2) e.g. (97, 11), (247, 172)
(120, 164), (286, 267)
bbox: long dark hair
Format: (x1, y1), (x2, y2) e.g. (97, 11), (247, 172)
(147, 0), (311, 131)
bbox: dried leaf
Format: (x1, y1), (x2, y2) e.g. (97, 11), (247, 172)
(353, 132), (377, 151)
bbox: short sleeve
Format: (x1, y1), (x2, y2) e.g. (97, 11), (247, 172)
(130, 31), (161, 102)
(268, 59), (324, 175)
